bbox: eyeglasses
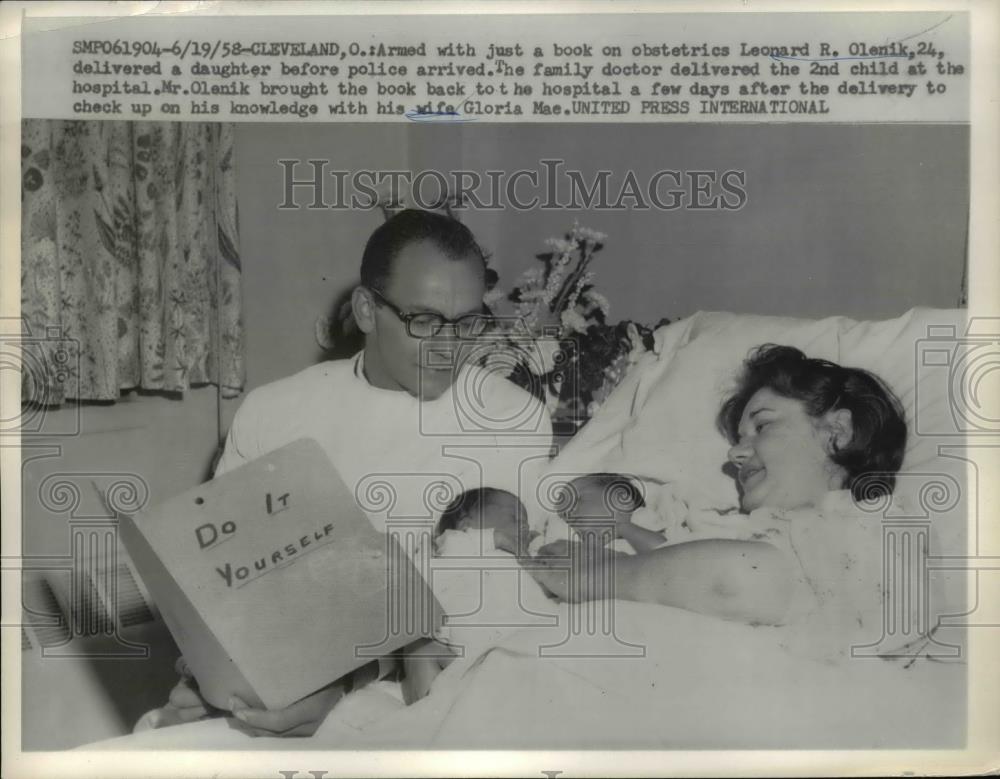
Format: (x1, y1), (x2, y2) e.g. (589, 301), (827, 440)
(367, 287), (493, 339)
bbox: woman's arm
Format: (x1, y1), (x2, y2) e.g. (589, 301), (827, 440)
(615, 539), (794, 625)
(615, 522), (668, 553)
(532, 539), (793, 626)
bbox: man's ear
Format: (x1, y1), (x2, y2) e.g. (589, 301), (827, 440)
(351, 286), (376, 335)
(822, 408), (854, 452)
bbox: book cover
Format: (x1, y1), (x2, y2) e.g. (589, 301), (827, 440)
(112, 438), (441, 710)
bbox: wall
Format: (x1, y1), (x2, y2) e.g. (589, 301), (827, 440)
(454, 123), (968, 324)
(233, 123), (411, 391)
(22, 389), (221, 556)
(20, 388), (220, 747)
(234, 122), (968, 388)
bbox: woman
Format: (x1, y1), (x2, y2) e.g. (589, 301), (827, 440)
(532, 344), (911, 651)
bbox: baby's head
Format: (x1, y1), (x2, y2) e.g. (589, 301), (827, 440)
(557, 473), (645, 527)
(435, 487), (530, 555)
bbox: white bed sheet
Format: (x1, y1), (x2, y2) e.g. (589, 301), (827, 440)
(82, 308), (969, 751)
(84, 598), (964, 751)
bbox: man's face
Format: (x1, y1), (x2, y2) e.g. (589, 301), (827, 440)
(365, 240), (486, 400)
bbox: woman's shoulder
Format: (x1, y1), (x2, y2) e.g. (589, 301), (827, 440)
(781, 490), (903, 567)
(814, 489), (907, 526)
(762, 490), (900, 523)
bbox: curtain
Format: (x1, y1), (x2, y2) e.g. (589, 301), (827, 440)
(20, 120), (244, 404)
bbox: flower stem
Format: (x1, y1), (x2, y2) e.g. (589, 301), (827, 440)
(548, 241), (593, 317)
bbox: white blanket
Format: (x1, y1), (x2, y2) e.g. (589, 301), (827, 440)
(83, 309), (970, 751)
(86, 596), (964, 750)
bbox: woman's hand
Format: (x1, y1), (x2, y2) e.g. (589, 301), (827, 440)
(492, 521), (537, 557)
(228, 682), (346, 737)
(537, 538), (571, 557)
(615, 519), (669, 553)
(529, 538), (567, 599)
(529, 554), (572, 601)
(529, 539), (624, 602)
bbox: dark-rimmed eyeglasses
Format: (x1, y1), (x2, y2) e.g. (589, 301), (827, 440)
(367, 287), (494, 339)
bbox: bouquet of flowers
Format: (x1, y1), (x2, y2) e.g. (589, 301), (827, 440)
(482, 223), (669, 433)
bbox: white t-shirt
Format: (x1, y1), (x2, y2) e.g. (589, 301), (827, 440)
(215, 352), (554, 536)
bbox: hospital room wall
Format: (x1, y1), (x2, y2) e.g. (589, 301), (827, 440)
(234, 122), (968, 394)
(451, 122), (968, 326)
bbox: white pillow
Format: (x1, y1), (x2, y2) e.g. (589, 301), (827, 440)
(554, 307), (966, 512)
(547, 317), (696, 480)
(837, 307), (965, 472)
(837, 308), (968, 560)
(558, 311), (842, 508)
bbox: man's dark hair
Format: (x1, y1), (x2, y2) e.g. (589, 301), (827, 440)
(360, 209), (488, 294)
(717, 344), (908, 501)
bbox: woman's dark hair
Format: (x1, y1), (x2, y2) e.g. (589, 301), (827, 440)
(717, 345), (908, 501)
(360, 209), (487, 295)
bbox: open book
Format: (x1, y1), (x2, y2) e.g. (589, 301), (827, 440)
(107, 438), (441, 710)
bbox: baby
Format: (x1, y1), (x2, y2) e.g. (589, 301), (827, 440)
(435, 486), (536, 557)
(401, 487), (551, 704)
(556, 473), (669, 554)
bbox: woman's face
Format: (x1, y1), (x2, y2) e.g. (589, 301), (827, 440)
(727, 388), (848, 512)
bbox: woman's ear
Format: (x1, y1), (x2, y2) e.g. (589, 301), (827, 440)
(822, 408), (854, 452)
(351, 286), (376, 335)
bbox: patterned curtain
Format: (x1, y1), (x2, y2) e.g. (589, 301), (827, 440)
(20, 120), (244, 404)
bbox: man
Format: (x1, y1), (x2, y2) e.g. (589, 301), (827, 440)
(150, 209), (553, 736)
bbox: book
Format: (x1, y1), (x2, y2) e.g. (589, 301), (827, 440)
(110, 437), (441, 711)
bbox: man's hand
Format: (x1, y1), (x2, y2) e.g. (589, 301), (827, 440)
(400, 638), (455, 705)
(401, 653), (442, 705)
(229, 682), (346, 737)
(156, 657), (217, 727)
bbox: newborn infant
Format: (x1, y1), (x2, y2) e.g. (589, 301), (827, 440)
(435, 486), (536, 557)
(537, 472), (759, 558)
(402, 488), (557, 704)
(556, 473), (668, 553)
